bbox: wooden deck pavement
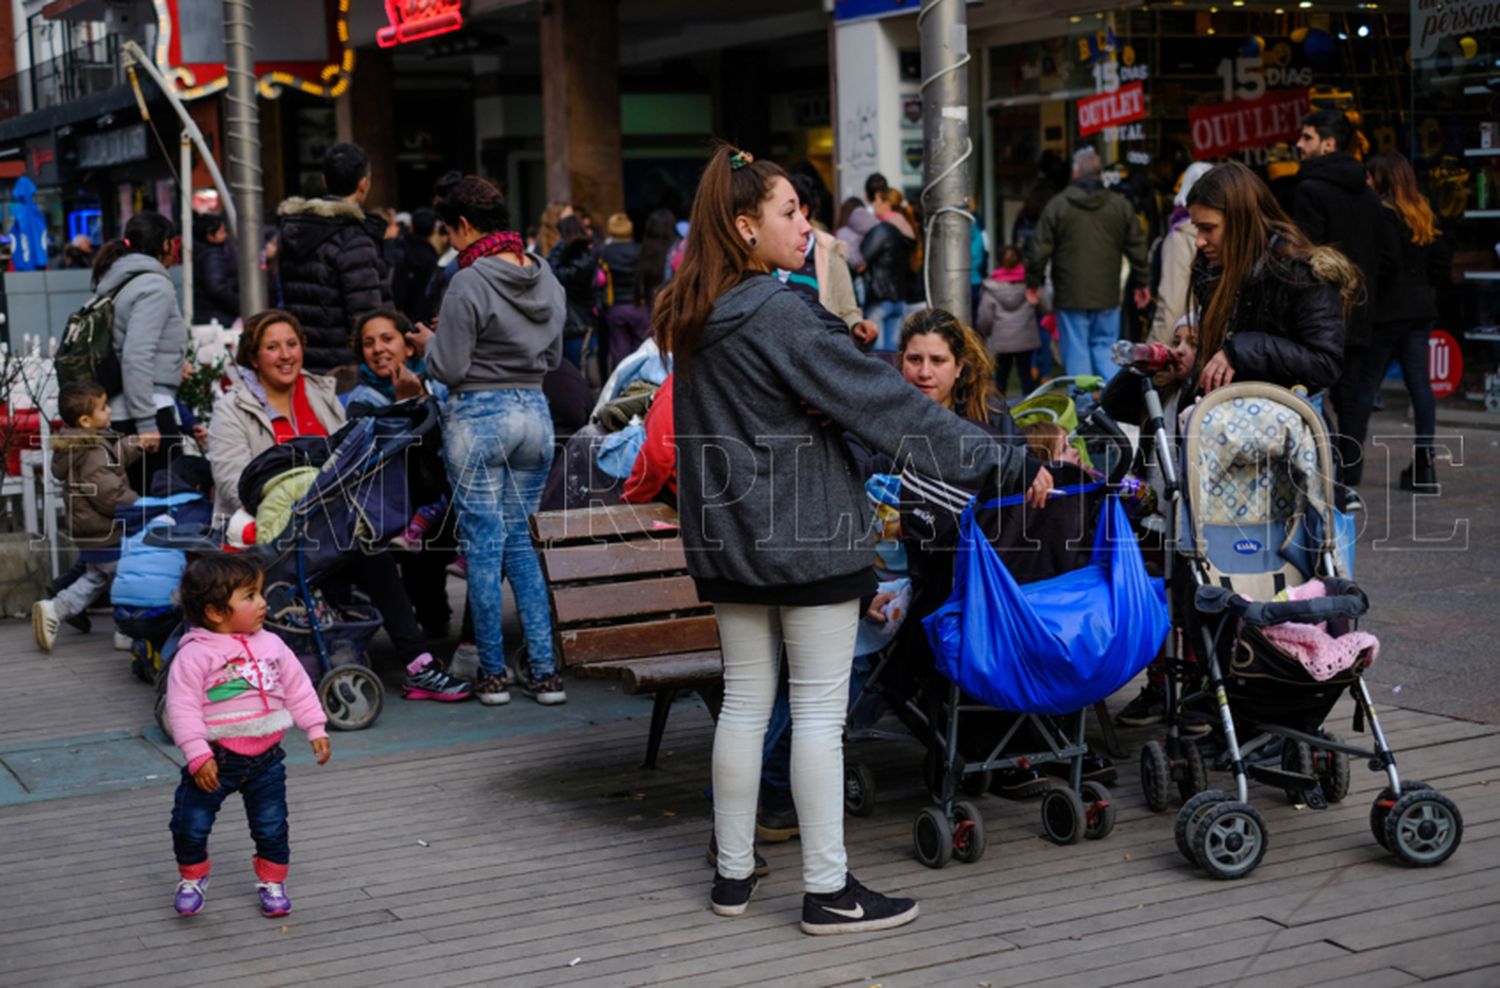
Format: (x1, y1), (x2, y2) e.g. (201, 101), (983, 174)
(1, 629), (1498, 987)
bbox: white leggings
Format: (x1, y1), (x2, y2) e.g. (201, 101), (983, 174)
(712, 599), (858, 893)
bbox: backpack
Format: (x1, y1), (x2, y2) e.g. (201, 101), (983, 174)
(55, 272), (146, 395)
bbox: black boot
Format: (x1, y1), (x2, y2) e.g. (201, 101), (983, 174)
(1399, 448), (1437, 493)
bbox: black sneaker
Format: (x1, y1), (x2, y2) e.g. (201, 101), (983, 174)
(1116, 683), (1166, 726)
(990, 767), (1048, 799)
(1342, 487), (1365, 514)
(755, 805), (800, 843)
(710, 871), (757, 917)
(705, 836), (770, 877)
(801, 873), (919, 935)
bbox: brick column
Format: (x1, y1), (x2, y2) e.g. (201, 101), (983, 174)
(539, 0), (623, 227)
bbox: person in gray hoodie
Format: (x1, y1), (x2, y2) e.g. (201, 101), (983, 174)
(657, 146), (1051, 935)
(411, 175), (567, 709)
(93, 211), (190, 493)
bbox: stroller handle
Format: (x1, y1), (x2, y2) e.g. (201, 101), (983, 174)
(1195, 581), (1369, 627)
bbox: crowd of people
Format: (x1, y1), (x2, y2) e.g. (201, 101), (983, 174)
(26, 112), (1455, 929)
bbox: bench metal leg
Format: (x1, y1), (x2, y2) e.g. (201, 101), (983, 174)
(643, 689), (678, 770)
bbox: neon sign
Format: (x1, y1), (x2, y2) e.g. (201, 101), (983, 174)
(378, 0), (464, 48)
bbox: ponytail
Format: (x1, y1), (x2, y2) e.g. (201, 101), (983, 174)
(91, 211), (175, 289)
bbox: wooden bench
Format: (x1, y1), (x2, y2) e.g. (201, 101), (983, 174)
(529, 502), (723, 768)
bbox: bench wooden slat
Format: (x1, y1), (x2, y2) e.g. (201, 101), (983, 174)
(541, 538), (689, 583)
(551, 576), (708, 626)
(530, 503), (680, 545)
(566, 652), (723, 693)
(559, 614), (720, 666)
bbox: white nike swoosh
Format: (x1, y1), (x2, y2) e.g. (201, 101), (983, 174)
(822, 903), (865, 919)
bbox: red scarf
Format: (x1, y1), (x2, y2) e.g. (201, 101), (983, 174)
(458, 231), (526, 269)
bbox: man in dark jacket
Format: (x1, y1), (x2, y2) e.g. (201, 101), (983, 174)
(191, 212), (239, 325)
(277, 142), (392, 371)
(1025, 146), (1151, 383)
(1293, 109), (1399, 510)
(391, 207), (441, 325)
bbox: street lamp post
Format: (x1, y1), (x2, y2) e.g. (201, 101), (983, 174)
(919, 0), (973, 324)
(222, 0), (266, 316)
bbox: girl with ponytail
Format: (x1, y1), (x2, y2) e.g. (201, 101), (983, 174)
(661, 144), (1047, 932)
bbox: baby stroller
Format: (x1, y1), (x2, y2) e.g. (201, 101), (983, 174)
(1140, 380), (1463, 879)
(150, 397), (441, 735)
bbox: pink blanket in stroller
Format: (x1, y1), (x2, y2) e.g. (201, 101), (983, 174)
(1260, 580), (1379, 681)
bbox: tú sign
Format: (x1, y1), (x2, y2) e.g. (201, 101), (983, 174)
(378, 0), (464, 48)
(1077, 82), (1146, 138)
(1189, 87), (1309, 159)
(1428, 329), (1463, 399)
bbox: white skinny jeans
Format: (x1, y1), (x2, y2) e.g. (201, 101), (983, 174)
(711, 599), (858, 893)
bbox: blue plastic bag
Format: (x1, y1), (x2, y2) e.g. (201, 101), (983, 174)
(923, 493), (1170, 715)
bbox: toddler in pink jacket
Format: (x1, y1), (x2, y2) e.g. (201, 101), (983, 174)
(165, 553), (330, 918)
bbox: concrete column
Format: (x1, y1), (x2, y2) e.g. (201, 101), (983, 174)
(833, 18), (906, 206)
(539, 0), (623, 226)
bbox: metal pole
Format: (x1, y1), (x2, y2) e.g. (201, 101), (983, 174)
(121, 42), (237, 236)
(180, 133), (194, 325)
(222, 0), (267, 317)
(919, 0), (973, 323)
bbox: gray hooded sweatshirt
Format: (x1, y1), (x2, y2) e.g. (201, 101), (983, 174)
(426, 252), (565, 392)
(675, 275), (1038, 603)
(101, 253), (189, 433)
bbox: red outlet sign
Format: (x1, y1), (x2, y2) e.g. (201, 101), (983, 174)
(1077, 82), (1146, 138)
(378, 0), (465, 48)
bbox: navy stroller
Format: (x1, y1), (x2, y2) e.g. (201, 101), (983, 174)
(150, 397), (442, 734)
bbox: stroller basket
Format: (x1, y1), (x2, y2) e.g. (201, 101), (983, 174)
(265, 582), (382, 686)
(1225, 625), (1365, 733)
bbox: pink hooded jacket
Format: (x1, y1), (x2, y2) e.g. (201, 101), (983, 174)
(165, 626), (327, 775)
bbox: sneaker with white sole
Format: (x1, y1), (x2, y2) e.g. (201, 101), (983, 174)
(174, 876), (208, 916)
(113, 632), (133, 651)
(256, 881), (291, 917)
(710, 871), (757, 917)
(32, 599), (59, 652)
(401, 654), (473, 702)
(518, 672), (567, 705)
(801, 873), (919, 935)
(475, 672), (511, 706)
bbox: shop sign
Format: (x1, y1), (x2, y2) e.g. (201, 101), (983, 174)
(1413, 0), (1500, 59)
(1189, 87), (1309, 159)
(1077, 81), (1145, 138)
(1428, 329), (1462, 399)
(378, 0), (464, 48)
(78, 125), (148, 169)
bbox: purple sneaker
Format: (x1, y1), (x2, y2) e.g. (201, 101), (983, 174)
(174, 876), (208, 916)
(257, 881), (292, 918)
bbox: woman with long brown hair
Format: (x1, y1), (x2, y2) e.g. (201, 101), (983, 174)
(1185, 161), (1357, 399)
(658, 144), (1047, 933)
(1353, 153), (1453, 493)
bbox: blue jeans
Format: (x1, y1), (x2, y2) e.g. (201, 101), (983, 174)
(442, 389), (556, 680)
(1056, 307), (1122, 383)
(170, 746), (289, 868)
(864, 299), (905, 351)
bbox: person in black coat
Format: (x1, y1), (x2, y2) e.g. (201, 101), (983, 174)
(391, 208), (441, 325)
(1292, 111), (1399, 506)
(1345, 153), (1455, 494)
(1184, 162), (1358, 402)
(859, 197), (916, 350)
(191, 212), (239, 325)
(276, 142), (393, 371)
(547, 214), (599, 372)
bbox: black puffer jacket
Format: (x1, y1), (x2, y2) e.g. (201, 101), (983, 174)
(192, 239), (239, 325)
(1292, 153), (1398, 348)
(1189, 245), (1346, 394)
(277, 196), (392, 370)
(859, 221), (914, 305)
(1372, 206), (1453, 334)
(547, 237), (599, 339)
(598, 240), (640, 306)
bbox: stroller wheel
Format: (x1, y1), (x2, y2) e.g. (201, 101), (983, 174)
(844, 761), (877, 818)
(1175, 790), (1230, 866)
(1080, 782), (1116, 840)
(319, 666), (384, 731)
(1312, 730), (1351, 803)
(1382, 788), (1462, 867)
(1040, 786), (1087, 845)
(913, 807), (953, 869)
(1177, 741), (1208, 804)
(153, 689), (173, 743)
(1140, 741), (1171, 813)
(1369, 781), (1431, 850)
(1192, 800), (1269, 880)
(952, 800), (987, 864)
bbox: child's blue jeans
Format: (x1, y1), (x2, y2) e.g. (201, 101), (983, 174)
(170, 745), (289, 873)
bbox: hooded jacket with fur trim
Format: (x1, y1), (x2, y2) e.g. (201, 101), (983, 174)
(277, 195), (392, 370)
(165, 626), (327, 776)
